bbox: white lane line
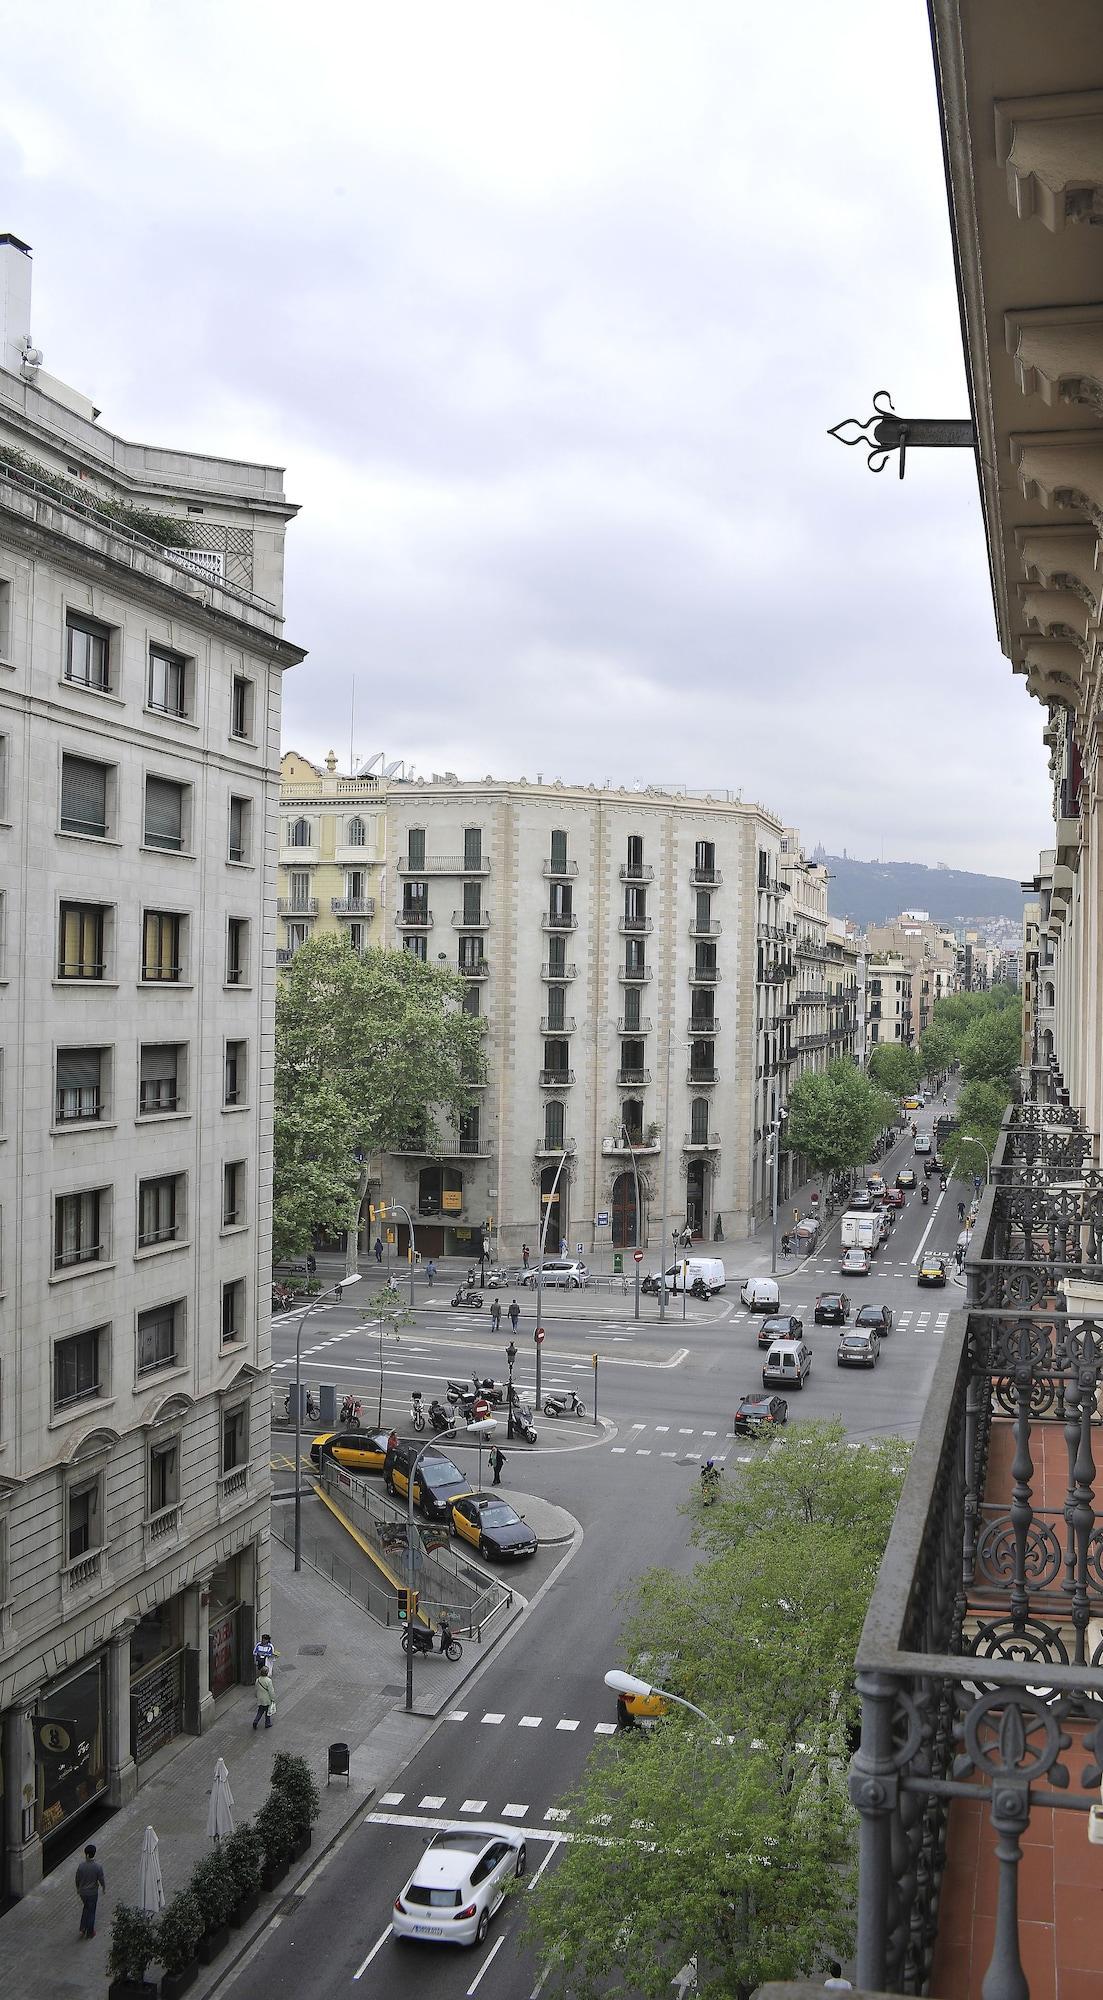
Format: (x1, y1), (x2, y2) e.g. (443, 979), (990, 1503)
(678, 1427), (693, 1434)
(527, 1836), (564, 1892)
(636, 1449), (651, 1455)
(445, 1710), (468, 1722)
(912, 1194), (944, 1263)
(544, 1806), (571, 1821)
(353, 1924), (393, 1978)
(502, 1802), (528, 1818)
(594, 1721), (617, 1734)
(519, 1715), (542, 1728)
(702, 1429), (717, 1437)
(366, 1809), (564, 1838)
(654, 1425), (670, 1432)
(556, 1719), (579, 1731)
(631, 1422), (646, 1430)
(379, 1791), (404, 1806)
(467, 1933), (505, 1995)
(482, 1712), (505, 1725)
(460, 1799), (487, 1813)
(419, 1794), (446, 1809)
(611, 1447), (626, 1454)
(660, 1450), (677, 1458)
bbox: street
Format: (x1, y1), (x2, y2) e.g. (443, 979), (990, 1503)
(245, 1111), (966, 2000)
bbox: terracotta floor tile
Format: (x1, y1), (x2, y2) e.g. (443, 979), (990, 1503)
(1018, 1839), (1057, 1924)
(1016, 1916), (1058, 1999)
(1056, 1967), (1103, 2000)
(931, 1935), (975, 2000)
(1055, 1885), (1103, 1972)
(1054, 1815), (1103, 1888)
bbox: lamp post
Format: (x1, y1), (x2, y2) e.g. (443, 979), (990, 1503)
(505, 1338), (518, 1441)
(769, 1106), (787, 1276)
(294, 1271), (361, 1571)
(405, 1419), (496, 1711)
(603, 1669), (731, 1747)
(535, 1147), (571, 1409)
(622, 1123), (642, 1322)
(959, 1134), (992, 1183)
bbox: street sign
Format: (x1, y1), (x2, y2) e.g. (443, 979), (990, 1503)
(534, 1326), (546, 1344)
(596, 1211), (610, 1227)
(473, 1396), (490, 1421)
(633, 1249), (644, 1263)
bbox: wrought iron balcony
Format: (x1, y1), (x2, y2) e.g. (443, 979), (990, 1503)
(542, 910), (578, 930)
(619, 914), (653, 935)
(687, 1066), (718, 1085)
(682, 1131), (719, 1149)
(395, 908), (433, 928)
(688, 1015), (720, 1036)
(849, 1095), (1103, 2000)
(539, 1069), (574, 1089)
(619, 965), (651, 984)
(452, 909), (490, 929)
(601, 1134), (660, 1156)
(620, 862), (654, 882)
(692, 963), (721, 984)
(616, 1066), (651, 1086)
(331, 896), (376, 917)
(688, 918), (722, 938)
(540, 1015), (576, 1035)
(689, 865), (722, 887)
(540, 961), (577, 981)
(458, 958), (489, 980)
(618, 1015), (653, 1034)
(277, 896), (318, 916)
(543, 857), (579, 878)
(397, 853), (491, 875)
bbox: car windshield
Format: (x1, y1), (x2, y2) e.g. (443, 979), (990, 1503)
(478, 1505), (519, 1526)
(842, 1334), (867, 1346)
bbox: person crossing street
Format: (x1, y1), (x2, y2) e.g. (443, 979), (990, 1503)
(508, 1298), (520, 1332)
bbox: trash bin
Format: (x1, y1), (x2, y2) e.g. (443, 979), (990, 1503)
(328, 1741), (350, 1786)
(613, 1253), (623, 1276)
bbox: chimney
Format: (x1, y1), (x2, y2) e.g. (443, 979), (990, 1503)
(0, 234), (35, 380)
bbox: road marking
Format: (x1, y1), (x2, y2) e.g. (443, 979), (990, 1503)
(419, 1794), (446, 1809)
(594, 1721), (617, 1734)
(611, 1446), (626, 1453)
(467, 1934), (505, 1995)
(368, 1808), (559, 1839)
(631, 1422), (646, 1430)
(654, 1425), (669, 1432)
(527, 1838), (564, 1891)
(661, 1450), (677, 1458)
(502, 1802), (528, 1818)
(354, 1924), (393, 1977)
(588, 1813), (612, 1826)
(482, 1712), (505, 1724)
(460, 1799), (487, 1813)
(544, 1806), (571, 1820)
(445, 1710), (468, 1722)
(678, 1427), (693, 1434)
(556, 1719), (579, 1731)
(635, 1449), (651, 1455)
(702, 1429), (717, 1437)
(379, 1791), (404, 1806)
(519, 1715), (542, 1728)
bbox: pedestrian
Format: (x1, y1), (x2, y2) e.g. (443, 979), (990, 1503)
(75, 1843), (106, 1940)
(425, 1259), (436, 1287)
(253, 1631), (276, 1675)
(374, 1236), (383, 1264)
(508, 1298), (520, 1332)
(823, 1965), (853, 1991)
(680, 1226), (692, 1252)
(490, 1445), (506, 1486)
(781, 1232), (791, 1258)
(387, 1428), (398, 1453)
(522, 1244), (530, 1268)
(490, 1297), (501, 1331)
(306, 1252), (317, 1277)
(252, 1666), (276, 1730)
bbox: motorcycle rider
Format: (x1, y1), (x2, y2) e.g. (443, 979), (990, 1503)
(958, 1200), (966, 1222)
(700, 1458), (721, 1504)
(920, 1182), (929, 1205)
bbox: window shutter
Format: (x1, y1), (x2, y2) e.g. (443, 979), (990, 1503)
(145, 777), (183, 848)
(61, 757), (107, 836)
(57, 1049), (101, 1090)
(140, 1045), (176, 1087)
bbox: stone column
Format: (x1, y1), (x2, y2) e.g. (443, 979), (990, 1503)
(3, 1703), (42, 1895)
(106, 1621), (138, 1807)
(185, 1574), (215, 1733)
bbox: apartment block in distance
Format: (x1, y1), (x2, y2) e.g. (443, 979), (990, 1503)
(277, 749), (392, 961)
(373, 775), (797, 1257)
(0, 235), (303, 1897)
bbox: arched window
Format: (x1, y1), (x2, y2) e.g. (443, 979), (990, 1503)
(347, 817), (366, 847)
(544, 1100), (565, 1149)
(1044, 982), (1055, 1008)
(289, 817), (311, 847)
(690, 1098), (709, 1144)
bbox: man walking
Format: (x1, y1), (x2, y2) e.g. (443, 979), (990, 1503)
(374, 1236), (383, 1264)
(490, 1445), (506, 1486)
(490, 1297), (501, 1331)
(253, 1631), (276, 1675)
(75, 1844), (106, 1940)
(508, 1298), (520, 1333)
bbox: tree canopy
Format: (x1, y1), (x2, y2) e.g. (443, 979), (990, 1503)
(272, 937), (486, 1260)
(918, 1020), (956, 1083)
(867, 1042), (921, 1098)
(784, 1060), (897, 1175)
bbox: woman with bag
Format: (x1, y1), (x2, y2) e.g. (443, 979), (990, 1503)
(252, 1667), (276, 1730)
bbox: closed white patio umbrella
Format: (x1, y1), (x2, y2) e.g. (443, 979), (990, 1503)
(206, 1756), (236, 1841)
(138, 1824), (165, 1915)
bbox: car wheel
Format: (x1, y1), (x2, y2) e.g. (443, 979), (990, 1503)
(475, 1910), (489, 1946)
(515, 1842), (527, 1876)
(480, 1538), (494, 1561)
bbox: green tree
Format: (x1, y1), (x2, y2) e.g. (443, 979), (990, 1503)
(274, 938), (486, 1259)
(784, 1060), (897, 1176)
(867, 1043), (920, 1098)
(940, 1079), (1006, 1181)
(958, 1004), (1021, 1092)
(918, 1021), (956, 1084)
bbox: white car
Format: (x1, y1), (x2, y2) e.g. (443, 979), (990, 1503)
(392, 1824), (527, 1947)
(840, 1246), (872, 1277)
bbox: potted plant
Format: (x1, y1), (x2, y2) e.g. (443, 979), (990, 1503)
(155, 1890), (203, 2000)
(270, 1750), (321, 1858)
(188, 1847), (237, 1964)
(223, 1821), (263, 1924)
(107, 1903), (157, 2000)
(256, 1785), (297, 1890)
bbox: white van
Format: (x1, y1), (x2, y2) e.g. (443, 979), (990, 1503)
(663, 1257), (726, 1294)
(914, 1134), (932, 1154)
(840, 1210), (880, 1252)
(762, 1339), (812, 1389)
(740, 1276), (780, 1313)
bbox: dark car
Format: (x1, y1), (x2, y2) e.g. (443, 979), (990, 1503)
(918, 1256), (948, 1287)
(923, 1155), (943, 1179)
(310, 1427), (390, 1472)
(757, 1312), (804, 1350)
(837, 1329), (880, 1369)
(451, 1494), (538, 1561)
(733, 1393), (788, 1435)
(895, 1168), (917, 1189)
(813, 1292), (849, 1326)
(854, 1303), (894, 1334)
(384, 1439), (473, 1520)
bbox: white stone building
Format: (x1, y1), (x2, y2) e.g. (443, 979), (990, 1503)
(0, 236), (302, 1895)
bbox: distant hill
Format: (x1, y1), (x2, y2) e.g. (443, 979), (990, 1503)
(816, 851), (1024, 929)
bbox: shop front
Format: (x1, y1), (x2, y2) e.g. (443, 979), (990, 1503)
(38, 1655), (109, 1866)
(207, 1557), (249, 1702)
(129, 1597), (186, 1766)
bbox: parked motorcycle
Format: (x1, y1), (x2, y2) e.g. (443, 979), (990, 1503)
(284, 1390), (319, 1421)
(641, 1273), (661, 1297)
(688, 1276), (710, 1301)
(428, 1397), (453, 1434)
(271, 1283), (294, 1313)
(401, 1618), (463, 1662)
(450, 1288), (483, 1309)
(410, 1389), (426, 1433)
(339, 1395), (363, 1427)
(510, 1399), (539, 1444)
(543, 1390), (585, 1419)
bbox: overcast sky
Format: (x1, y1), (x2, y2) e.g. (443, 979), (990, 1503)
(1, 0), (1050, 878)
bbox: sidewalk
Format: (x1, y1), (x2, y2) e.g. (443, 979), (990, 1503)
(3, 1491), (577, 2000)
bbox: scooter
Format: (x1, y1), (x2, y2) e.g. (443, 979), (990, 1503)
(450, 1288), (483, 1309)
(410, 1389), (426, 1432)
(401, 1619), (463, 1662)
(641, 1273), (661, 1297)
(510, 1399), (539, 1444)
(284, 1390), (319, 1421)
(543, 1389), (586, 1418)
(428, 1397), (453, 1434)
(689, 1276), (709, 1301)
(339, 1395), (363, 1427)
(920, 1182), (929, 1206)
(271, 1282), (295, 1313)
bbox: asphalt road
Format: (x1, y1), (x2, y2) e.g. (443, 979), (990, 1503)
(246, 1101), (967, 2000)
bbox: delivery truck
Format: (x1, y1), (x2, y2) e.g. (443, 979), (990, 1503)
(840, 1210), (880, 1252)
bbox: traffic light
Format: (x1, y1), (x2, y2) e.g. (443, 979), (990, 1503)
(401, 1587), (418, 1624)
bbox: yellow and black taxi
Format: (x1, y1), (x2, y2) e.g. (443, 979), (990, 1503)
(310, 1427), (390, 1472)
(384, 1438), (473, 1521)
(895, 1168), (917, 1189)
(918, 1255), (948, 1288)
(451, 1494), (538, 1562)
(614, 1653), (674, 1729)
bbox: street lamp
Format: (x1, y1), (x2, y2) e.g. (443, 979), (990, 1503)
(622, 1123), (642, 1322)
(769, 1106), (788, 1276)
(405, 1419), (496, 1711)
(959, 1134), (992, 1184)
(294, 1271), (361, 1571)
(603, 1669), (731, 1746)
(505, 1338), (518, 1440)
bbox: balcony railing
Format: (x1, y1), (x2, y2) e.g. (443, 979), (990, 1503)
(458, 958), (489, 979)
(539, 1069), (574, 1088)
(619, 965), (652, 984)
(277, 897), (318, 916)
(397, 854), (491, 875)
(616, 1067), (651, 1086)
(687, 1067), (718, 1085)
(849, 1095), (1103, 1999)
(689, 865), (722, 887)
(682, 1131), (719, 1149)
(540, 1016), (576, 1035)
(619, 915), (653, 935)
(618, 1016), (652, 1034)
(540, 961), (577, 981)
(620, 862), (654, 882)
(543, 858), (579, 878)
(331, 896), (376, 917)
(452, 910), (490, 930)
(395, 908), (433, 928)
(542, 911), (578, 930)
(601, 1134), (660, 1156)
(688, 1016), (719, 1036)
(692, 964), (721, 984)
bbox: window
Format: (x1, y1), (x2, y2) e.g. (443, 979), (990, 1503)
(60, 754), (110, 838)
(148, 645), (188, 717)
(546, 985), (565, 1030)
(347, 816), (366, 847)
(408, 827), (425, 869)
(694, 942), (717, 979)
(65, 612), (112, 691)
(463, 826), (482, 869)
(549, 882), (572, 922)
(137, 1301), (182, 1375)
(221, 1278), (245, 1344)
(405, 932), (428, 961)
(149, 1439), (179, 1514)
(0, 575), (11, 659)
(287, 870), (312, 910)
(626, 834), (644, 875)
(67, 1473), (103, 1559)
(462, 881), (481, 924)
(458, 935), (482, 970)
(144, 775), (187, 852)
(695, 890), (712, 930)
(58, 902), (108, 981)
(57, 1047), (107, 1124)
(458, 1108), (480, 1152)
(54, 1189), (108, 1271)
(346, 869), (367, 901)
(348, 923), (367, 954)
(691, 1098), (710, 1144)
(462, 984), (480, 1017)
(222, 1403), (248, 1471)
(142, 910), (184, 982)
(289, 816), (311, 847)
(622, 1099), (644, 1144)
(550, 828), (567, 871)
(623, 986), (641, 1031)
(228, 795), (250, 864)
(624, 884), (646, 924)
(138, 1173), (183, 1249)
(223, 1160), (246, 1227)
(621, 1039), (645, 1077)
(54, 1326), (105, 1412)
(286, 921), (310, 953)
(690, 1040), (714, 1079)
(224, 1041), (247, 1107)
(544, 1100), (565, 1149)
(226, 918), (249, 985)
(544, 1039), (570, 1076)
(230, 675), (253, 739)
(625, 938), (646, 975)
(758, 849), (769, 889)
(0, 732), (7, 818)
(139, 1043), (183, 1116)
(695, 839), (715, 877)
(547, 935), (566, 976)
(402, 881), (428, 921)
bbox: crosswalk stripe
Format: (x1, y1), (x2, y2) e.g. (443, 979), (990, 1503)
(502, 1803), (527, 1819)
(380, 1791), (404, 1806)
(460, 1799), (487, 1813)
(519, 1715), (542, 1728)
(594, 1722), (617, 1734)
(482, 1712), (504, 1724)
(419, 1794), (445, 1809)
